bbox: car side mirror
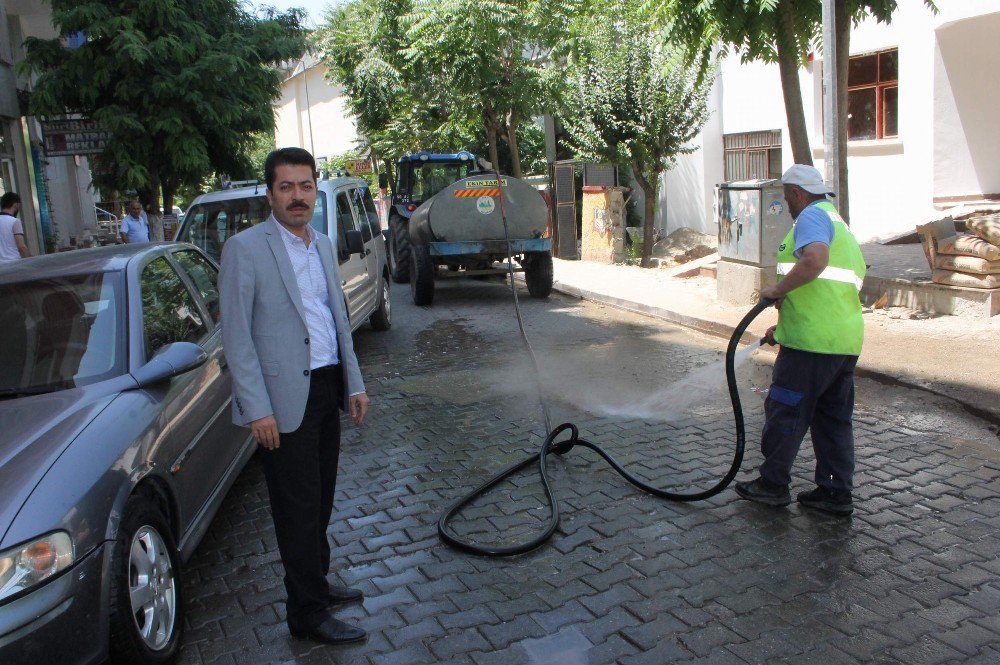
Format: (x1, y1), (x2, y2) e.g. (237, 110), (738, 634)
(130, 341), (208, 388)
(345, 229), (365, 255)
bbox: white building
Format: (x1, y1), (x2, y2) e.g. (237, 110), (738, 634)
(274, 53), (362, 163)
(1, 0), (99, 253)
(660, 1), (1000, 243)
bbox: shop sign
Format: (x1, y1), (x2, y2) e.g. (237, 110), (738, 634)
(41, 119), (111, 156)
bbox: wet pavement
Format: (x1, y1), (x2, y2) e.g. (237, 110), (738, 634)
(179, 278), (1000, 664)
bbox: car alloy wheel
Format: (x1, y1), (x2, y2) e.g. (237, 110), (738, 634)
(128, 525), (176, 650)
(109, 495), (183, 664)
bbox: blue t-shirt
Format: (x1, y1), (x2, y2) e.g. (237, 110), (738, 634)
(792, 202), (835, 258)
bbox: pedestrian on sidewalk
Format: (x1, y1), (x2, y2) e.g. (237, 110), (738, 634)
(735, 164), (866, 516)
(219, 147), (371, 645)
(119, 200), (150, 243)
(0, 192), (30, 263)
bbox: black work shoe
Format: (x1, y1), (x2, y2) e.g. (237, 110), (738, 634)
(798, 486), (853, 515)
(289, 615), (367, 644)
(328, 584), (364, 605)
(735, 477), (792, 507)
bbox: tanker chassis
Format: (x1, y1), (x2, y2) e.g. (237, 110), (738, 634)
(407, 174), (553, 306)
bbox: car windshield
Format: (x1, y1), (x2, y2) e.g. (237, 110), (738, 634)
(0, 273), (124, 396)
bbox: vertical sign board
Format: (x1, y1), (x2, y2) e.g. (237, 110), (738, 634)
(40, 119), (111, 157)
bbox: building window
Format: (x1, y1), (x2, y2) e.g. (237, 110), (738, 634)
(723, 130), (782, 181)
(847, 48), (898, 140)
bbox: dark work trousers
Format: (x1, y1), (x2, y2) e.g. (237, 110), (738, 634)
(758, 346), (858, 492)
(259, 364), (343, 628)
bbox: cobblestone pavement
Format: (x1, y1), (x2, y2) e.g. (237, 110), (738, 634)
(180, 279), (1000, 665)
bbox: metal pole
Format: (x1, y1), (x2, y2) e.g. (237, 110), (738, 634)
(302, 58), (315, 156)
(821, 0), (840, 199)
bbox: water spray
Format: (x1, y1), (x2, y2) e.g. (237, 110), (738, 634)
(436, 172), (776, 556)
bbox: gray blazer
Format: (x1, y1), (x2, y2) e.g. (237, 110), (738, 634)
(219, 216), (365, 433)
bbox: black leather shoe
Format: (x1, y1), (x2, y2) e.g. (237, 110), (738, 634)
(328, 584), (364, 605)
(289, 615), (367, 644)
(735, 477), (791, 506)
(798, 486), (853, 515)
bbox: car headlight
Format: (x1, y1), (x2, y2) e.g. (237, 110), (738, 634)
(0, 532), (75, 603)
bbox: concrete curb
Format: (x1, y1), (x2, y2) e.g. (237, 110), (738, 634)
(547, 278), (1000, 427)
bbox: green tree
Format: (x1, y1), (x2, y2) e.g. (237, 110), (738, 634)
(316, 0), (481, 179)
(562, 1), (712, 268)
(404, 0), (575, 177)
(23, 0), (306, 217)
(654, 0), (935, 221)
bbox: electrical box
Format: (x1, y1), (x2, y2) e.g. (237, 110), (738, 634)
(715, 179), (794, 268)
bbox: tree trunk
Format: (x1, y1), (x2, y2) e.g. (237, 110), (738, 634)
(483, 105), (500, 170)
(507, 108), (522, 178)
(631, 160), (657, 268)
(776, 0), (812, 166)
(162, 180), (176, 240)
(835, 0), (850, 223)
(142, 169), (164, 242)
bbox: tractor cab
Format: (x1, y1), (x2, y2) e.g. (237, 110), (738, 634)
(392, 151), (477, 218)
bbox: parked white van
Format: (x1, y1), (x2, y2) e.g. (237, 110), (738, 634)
(174, 177), (391, 331)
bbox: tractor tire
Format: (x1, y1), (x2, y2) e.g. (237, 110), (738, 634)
(388, 214), (411, 283)
(410, 245), (435, 306)
(524, 252), (553, 298)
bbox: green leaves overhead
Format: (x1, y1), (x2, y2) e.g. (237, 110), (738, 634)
(318, 0), (576, 175)
(23, 0), (307, 205)
(562, 0), (712, 267)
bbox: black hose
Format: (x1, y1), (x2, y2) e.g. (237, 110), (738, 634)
(436, 172), (775, 555)
(436, 240), (778, 555)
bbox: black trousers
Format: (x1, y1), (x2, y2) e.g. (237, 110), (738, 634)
(259, 364), (343, 627)
(758, 347), (858, 492)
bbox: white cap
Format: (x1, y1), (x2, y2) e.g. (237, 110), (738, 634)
(781, 164), (835, 196)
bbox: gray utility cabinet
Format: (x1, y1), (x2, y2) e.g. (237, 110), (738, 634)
(715, 179), (794, 267)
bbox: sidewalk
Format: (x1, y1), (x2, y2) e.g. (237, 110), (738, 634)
(543, 257), (1000, 425)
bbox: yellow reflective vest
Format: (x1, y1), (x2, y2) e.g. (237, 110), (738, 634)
(774, 200), (866, 356)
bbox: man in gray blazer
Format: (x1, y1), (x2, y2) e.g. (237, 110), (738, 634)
(219, 147), (371, 645)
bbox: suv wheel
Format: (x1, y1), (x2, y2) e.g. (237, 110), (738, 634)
(108, 495), (183, 664)
(389, 215), (411, 283)
(370, 273), (392, 330)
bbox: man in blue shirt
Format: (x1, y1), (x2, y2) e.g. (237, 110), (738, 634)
(119, 201), (150, 243)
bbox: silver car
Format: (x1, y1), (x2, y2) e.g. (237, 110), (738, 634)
(175, 177), (391, 332)
(0, 243), (254, 664)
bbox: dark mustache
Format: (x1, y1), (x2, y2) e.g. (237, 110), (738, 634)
(287, 200), (309, 210)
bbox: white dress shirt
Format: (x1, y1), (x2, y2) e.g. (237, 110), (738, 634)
(273, 218), (340, 371)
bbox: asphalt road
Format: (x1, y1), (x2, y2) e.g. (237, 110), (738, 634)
(179, 276), (1000, 664)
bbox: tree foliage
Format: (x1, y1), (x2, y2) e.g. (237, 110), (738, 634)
(317, 0), (573, 177)
(316, 0), (481, 174)
(23, 0), (306, 212)
(562, 0), (712, 267)
(404, 0), (575, 176)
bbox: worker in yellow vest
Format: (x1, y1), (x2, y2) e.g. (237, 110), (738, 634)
(735, 164), (866, 516)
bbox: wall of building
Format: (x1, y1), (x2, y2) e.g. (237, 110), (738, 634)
(933, 10), (1000, 202)
(275, 59), (360, 162)
(1, 0), (99, 252)
(661, 4), (1000, 244)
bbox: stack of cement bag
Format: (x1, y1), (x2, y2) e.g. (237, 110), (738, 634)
(917, 215), (1000, 289)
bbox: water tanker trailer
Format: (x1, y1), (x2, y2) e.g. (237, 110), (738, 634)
(407, 174), (553, 306)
